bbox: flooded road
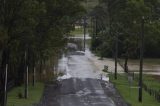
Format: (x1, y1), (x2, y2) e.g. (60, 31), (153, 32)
(37, 48), (128, 106)
(58, 49), (105, 80)
(39, 78), (127, 106)
(59, 78), (115, 106)
(67, 54), (100, 79)
(58, 48), (123, 80)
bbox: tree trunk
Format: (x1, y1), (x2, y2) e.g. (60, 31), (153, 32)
(16, 58), (25, 86)
(39, 59), (43, 80)
(32, 67), (36, 86)
(0, 48), (9, 106)
(4, 64), (8, 106)
(124, 56), (128, 73)
(24, 66), (28, 99)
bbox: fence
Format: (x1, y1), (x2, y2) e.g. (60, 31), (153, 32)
(118, 59), (160, 103)
(143, 83), (160, 102)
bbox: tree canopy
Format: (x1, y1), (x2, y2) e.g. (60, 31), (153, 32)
(0, 0), (85, 105)
(90, 0), (160, 58)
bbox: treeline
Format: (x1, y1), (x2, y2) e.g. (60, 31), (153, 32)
(90, 0), (160, 59)
(0, 0), (85, 105)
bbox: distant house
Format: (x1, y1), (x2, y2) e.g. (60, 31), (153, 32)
(74, 19), (88, 29)
(74, 20), (83, 29)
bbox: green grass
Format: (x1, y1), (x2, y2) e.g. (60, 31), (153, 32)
(70, 28), (84, 35)
(109, 74), (160, 106)
(143, 75), (160, 91)
(7, 82), (44, 106)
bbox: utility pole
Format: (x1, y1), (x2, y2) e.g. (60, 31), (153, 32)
(83, 16), (87, 52)
(138, 16), (144, 102)
(93, 17), (97, 40)
(115, 34), (118, 80)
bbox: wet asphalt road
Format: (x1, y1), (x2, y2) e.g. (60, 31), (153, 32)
(38, 51), (127, 106)
(59, 78), (115, 106)
(39, 78), (116, 106)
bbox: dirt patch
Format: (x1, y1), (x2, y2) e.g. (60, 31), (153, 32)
(152, 75), (160, 81)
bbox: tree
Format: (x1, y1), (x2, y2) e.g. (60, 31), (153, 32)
(0, 0), (85, 105)
(90, 0), (160, 59)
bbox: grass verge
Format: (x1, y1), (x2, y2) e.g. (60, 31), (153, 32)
(109, 73), (160, 106)
(7, 82), (44, 106)
(143, 75), (160, 91)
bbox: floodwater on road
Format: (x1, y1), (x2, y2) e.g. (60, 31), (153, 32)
(58, 48), (124, 80)
(67, 55), (101, 79)
(39, 78), (125, 106)
(49, 48), (128, 106)
(38, 48), (128, 106)
(58, 49), (102, 80)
